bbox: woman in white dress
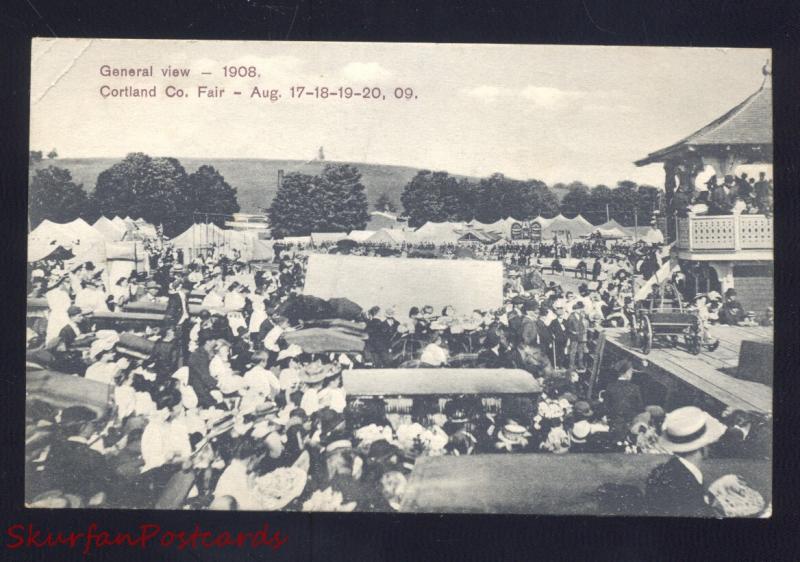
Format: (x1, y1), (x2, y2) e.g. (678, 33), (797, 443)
(44, 275), (73, 344)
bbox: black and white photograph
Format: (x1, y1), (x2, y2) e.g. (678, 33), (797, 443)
(25, 39), (773, 517)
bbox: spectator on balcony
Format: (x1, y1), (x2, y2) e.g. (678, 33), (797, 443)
(718, 289), (746, 326)
(708, 175), (737, 215)
(754, 172), (773, 217)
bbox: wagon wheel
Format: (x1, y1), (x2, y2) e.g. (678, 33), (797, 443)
(639, 315), (652, 355)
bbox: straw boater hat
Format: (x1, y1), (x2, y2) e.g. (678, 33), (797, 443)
(570, 420), (592, 444)
(496, 421), (531, 446)
(658, 406), (726, 454)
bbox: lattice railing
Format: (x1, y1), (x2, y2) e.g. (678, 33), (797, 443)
(676, 215), (772, 252)
(739, 215), (773, 249)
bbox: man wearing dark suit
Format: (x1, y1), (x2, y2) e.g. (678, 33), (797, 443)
(165, 279), (191, 359)
(591, 258), (602, 282)
(477, 330), (512, 369)
(645, 406), (725, 517)
(186, 337), (219, 408)
(549, 304), (569, 369)
(718, 288), (746, 325)
(517, 302), (539, 348)
(534, 306), (553, 366)
(709, 175), (737, 215)
(566, 301), (589, 371)
(601, 360), (644, 440)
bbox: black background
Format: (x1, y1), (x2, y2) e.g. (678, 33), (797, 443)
(1, 1), (799, 560)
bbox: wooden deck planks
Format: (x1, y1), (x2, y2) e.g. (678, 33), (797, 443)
(604, 326), (773, 413)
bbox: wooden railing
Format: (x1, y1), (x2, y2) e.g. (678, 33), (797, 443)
(676, 215), (773, 252)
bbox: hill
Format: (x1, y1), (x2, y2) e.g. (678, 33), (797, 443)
(31, 157), (570, 213)
(32, 158), (427, 213)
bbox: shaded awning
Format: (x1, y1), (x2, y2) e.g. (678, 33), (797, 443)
(342, 368), (542, 396)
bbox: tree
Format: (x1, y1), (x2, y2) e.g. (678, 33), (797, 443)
(473, 174), (558, 222)
(560, 182), (592, 218)
(47, 149), (58, 160)
(374, 192), (398, 213)
(186, 165), (240, 227)
(400, 171), (477, 227)
(29, 151), (43, 166)
(92, 153), (190, 236)
(267, 164), (369, 237)
(28, 166), (91, 228)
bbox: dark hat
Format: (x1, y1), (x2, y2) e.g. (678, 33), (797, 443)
(572, 301), (585, 309)
(67, 305), (83, 317)
(60, 405), (97, 426)
(725, 288), (737, 297)
(367, 439), (400, 463)
(573, 400), (594, 418)
(317, 407), (346, 437)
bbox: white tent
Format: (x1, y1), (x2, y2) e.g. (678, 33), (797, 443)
(573, 214), (595, 230)
(310, 232), (348, 246)
(413, 221), (465, 243)
(281, 236), (312, 246)
(29, 219), (71, 245)
(593, 227), (628, 239)
(172, 224), (271, 262)
(348, 230), (377, 242)
(111, 216), (127, 230)
(93, 216), (126, 241)
(64, 218), (104, 244)
(365, 228), (408, 245)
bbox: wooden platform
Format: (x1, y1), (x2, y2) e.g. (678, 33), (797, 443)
(604, 325), (772, 414)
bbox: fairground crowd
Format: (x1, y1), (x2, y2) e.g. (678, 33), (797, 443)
(25, 234), (771, 516)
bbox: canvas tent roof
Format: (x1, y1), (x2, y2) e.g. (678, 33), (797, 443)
(303, 254), (503, 315)
(413, 221), (465, 243)
(365, 228), (408, 245)
(347, 230), (376, 242)
(281, 236), (312, 246)
(593, 227), (628, 239)
(93, 216), (126, 241)
(541, 214), (594, 238)
(456, 228), (501, 244)
(343, 368), (541, 396)
(400, 454), (770, 514)
(310, 232), (348, 245)
(595, 219), (636, 238)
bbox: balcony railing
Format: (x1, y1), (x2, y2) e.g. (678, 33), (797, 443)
(676, 214), (773, 252)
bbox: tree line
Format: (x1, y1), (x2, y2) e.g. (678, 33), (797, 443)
(29, 151), (662, 239)
(28, 152), (240, 237)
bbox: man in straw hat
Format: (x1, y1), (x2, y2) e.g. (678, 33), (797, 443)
(644, 406), (726, 517)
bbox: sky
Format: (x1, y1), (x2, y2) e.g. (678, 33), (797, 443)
(30, 39), (770, 187)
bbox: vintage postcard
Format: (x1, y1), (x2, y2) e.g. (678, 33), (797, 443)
(26, 39), (772, 516)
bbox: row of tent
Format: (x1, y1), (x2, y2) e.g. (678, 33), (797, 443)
(274, 215), (661, 247)
(29, 217), (275, 266)
(28, 216), (157, 264)
(170, 223), (274, 262)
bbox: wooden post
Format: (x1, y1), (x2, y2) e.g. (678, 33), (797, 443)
(587, 331), (606, 399)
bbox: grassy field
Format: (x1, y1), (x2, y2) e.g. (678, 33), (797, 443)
(31, 157), (569, 213)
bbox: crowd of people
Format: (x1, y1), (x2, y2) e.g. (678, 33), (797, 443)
(674, 171), (773, 217)
(24, 232), (771, 516)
